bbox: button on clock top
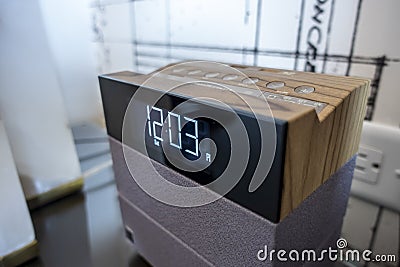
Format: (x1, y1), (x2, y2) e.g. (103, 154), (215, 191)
(266, 81), (285, 89)
(295, 85), (315, 94)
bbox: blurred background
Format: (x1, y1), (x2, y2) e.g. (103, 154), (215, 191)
(0, 0), (399, 266)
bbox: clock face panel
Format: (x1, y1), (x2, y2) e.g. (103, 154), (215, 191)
(100, 75), (287, 222)
(132, 89), (233, 185)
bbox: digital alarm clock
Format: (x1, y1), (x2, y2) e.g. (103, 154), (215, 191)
(99, 61), (369, 223)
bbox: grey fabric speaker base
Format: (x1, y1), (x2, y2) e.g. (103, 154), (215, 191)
(110, 138), (355, 266)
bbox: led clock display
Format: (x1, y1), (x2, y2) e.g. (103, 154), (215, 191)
(145, 105), (211, 162)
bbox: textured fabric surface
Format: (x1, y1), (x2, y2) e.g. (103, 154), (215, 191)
(110, 138), (355, 266)
(119, 197), (212, 267)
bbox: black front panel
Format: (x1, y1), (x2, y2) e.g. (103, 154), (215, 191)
(99, 75), (287, 222)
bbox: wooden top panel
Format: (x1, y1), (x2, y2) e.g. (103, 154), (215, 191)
(103, 61), (369, 124)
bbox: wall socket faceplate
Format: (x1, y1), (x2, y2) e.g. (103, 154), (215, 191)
(354, 145), (383, 184)
(351, 121), (400, 211)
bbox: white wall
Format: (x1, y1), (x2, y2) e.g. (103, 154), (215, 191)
(0, 0), (81, 198)
(354, 0), (400, 126)
(39, 0), (104, 126)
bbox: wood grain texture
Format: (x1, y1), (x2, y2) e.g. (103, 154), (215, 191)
(272, 75), (369, 220)
(107, 61), (370, 221)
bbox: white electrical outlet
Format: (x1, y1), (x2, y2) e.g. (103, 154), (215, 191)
(351, 121), (400, 211)
(354, 145), (383, 184)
